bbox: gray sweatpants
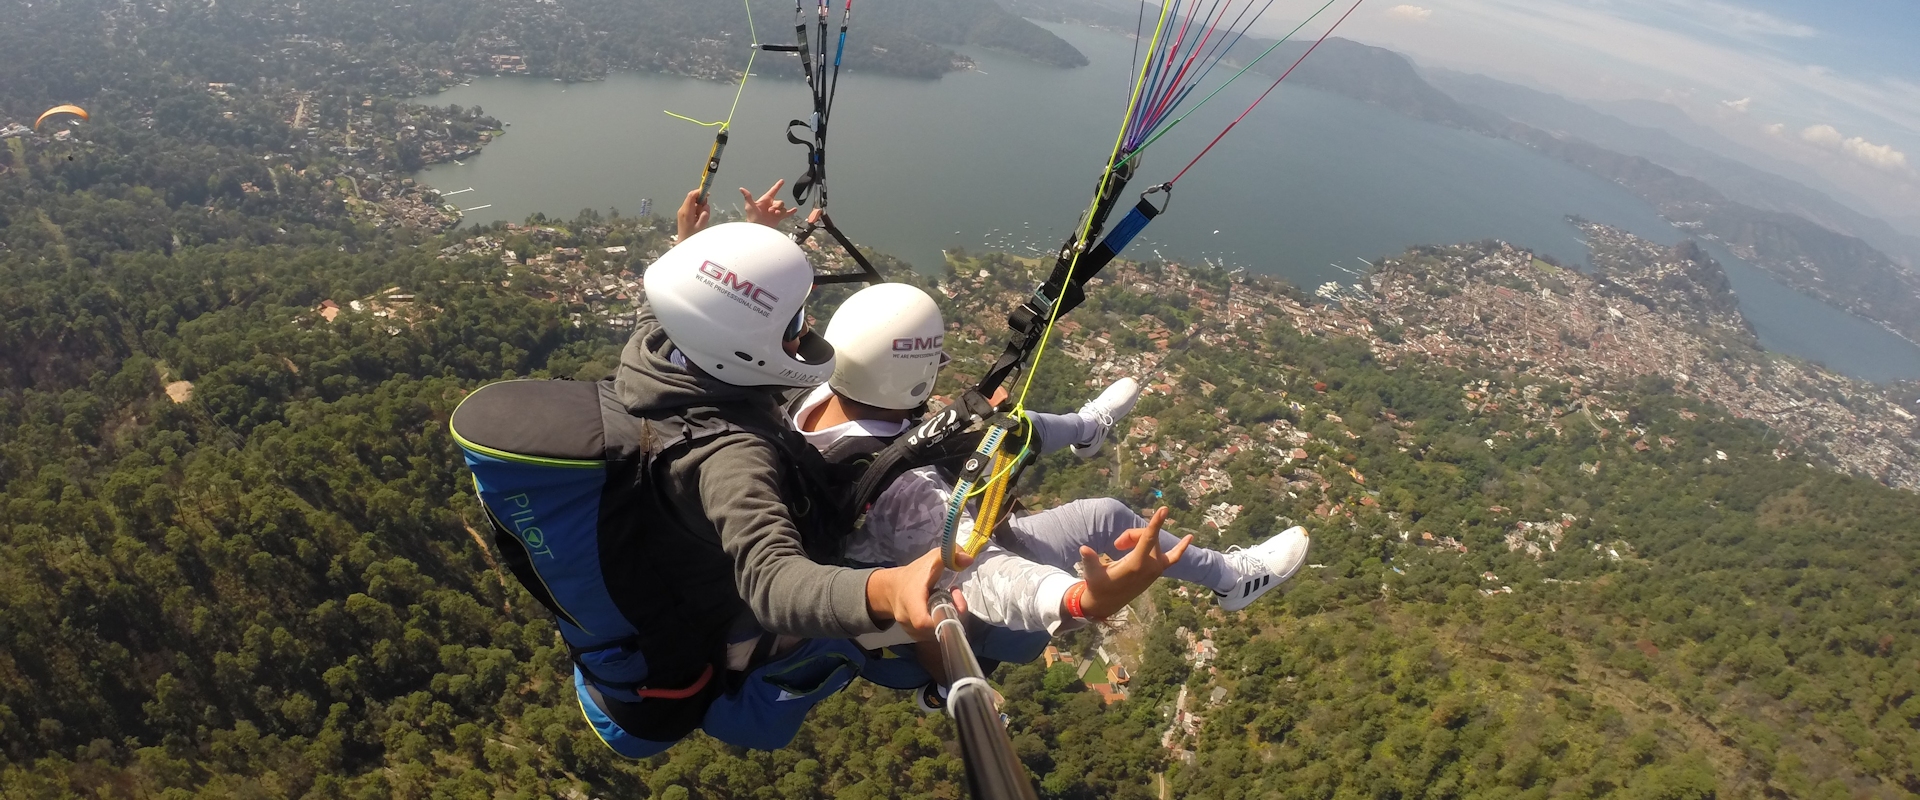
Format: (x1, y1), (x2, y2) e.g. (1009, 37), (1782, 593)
(1001, 498), (1235, 592)
(1022, 410), (1099, 457)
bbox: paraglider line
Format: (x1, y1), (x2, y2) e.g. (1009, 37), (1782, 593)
(1138, 0), (1234, 134)
(1129, 0), (1148, 100)
(666, 0), (761, 203)
(663, 0), (761, 131)
(1135, 0), (1281, 140)
(1121, 0), (1339, 164)
(1009, 0), (1174, 416)
(1171, 0), (1366, 184)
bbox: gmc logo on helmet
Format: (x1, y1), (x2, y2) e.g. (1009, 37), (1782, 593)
(697, 260), (779, 312)
(893, 335), (944, 352)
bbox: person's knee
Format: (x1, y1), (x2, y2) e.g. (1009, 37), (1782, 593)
(1080, 497), (1141, 530)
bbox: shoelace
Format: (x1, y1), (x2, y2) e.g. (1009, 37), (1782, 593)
(1221, 545), (1268, 575)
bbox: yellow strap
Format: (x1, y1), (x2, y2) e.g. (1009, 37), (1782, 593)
(963, 450), (1020, 557)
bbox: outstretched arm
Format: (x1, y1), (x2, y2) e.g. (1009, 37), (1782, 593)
(699, 439), (967, 641)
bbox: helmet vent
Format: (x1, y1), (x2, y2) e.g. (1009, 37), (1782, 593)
(735, 351), (753, 361)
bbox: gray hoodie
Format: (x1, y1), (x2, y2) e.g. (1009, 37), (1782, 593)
(613, 300), (883, 639)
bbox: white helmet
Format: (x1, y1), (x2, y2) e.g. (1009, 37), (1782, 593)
(644, 222), (834, 388)
(823, 283), (949, 410)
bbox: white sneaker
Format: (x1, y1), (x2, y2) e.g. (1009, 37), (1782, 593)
(914, 682), (948, 715)
(1071, 377), (1143, 458)
(1214, 526), (1309, 611)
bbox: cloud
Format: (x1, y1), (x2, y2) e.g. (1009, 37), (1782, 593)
(1843, 138), (1910, 172)
(1800, 124), (1911, 172)
(1386, 5), (1433, 22)
(1801, 124), (1845, 147)
(1689, 1), (1817, 39)
(1761, 122), (1786, 137)
(1720, 97), (1752, 113)
(1338, 0), (1920, 157)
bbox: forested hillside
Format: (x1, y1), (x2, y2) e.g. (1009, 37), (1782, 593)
(0, 0), (1079, 106)
(3, 1), (1918, 797)
(4, 188), (1918, 797)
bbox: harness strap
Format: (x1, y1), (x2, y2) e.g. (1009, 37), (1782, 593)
(569, 637), (718, 698)
(637, 664), (714, 699)
(846, 393), (997, 520)
(973, 184), (1167, 398)
(786, 119), (824, 205)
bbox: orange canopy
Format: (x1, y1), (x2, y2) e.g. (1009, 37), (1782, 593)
(34, 105), (89, 131)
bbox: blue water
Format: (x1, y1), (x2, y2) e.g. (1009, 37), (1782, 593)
(412, 23), (1920, 382)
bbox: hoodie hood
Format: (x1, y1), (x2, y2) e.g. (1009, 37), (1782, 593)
(615, 298), (782, 416)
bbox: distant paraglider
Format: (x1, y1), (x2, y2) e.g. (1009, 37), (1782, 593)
(34, 105), (89, 131)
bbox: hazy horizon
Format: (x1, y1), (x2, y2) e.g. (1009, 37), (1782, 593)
(1229, 0), (1920, 233)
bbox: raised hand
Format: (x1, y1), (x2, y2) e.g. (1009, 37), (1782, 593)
(675, 189), (710, 242)
(1078, 506), (1189, 619)
(740, 179), (800, 228)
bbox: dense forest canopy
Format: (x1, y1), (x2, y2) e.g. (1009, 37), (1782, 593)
(4, 201), (1918, 797)
(2, 1), (1917, 798)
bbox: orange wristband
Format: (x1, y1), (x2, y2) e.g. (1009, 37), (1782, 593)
(1065, 581), (1089, 619)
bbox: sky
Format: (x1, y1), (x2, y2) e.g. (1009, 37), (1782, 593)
(1305, 0), (1920, 226)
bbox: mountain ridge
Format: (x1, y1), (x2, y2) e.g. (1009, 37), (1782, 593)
(1425, 69), (1920, 268)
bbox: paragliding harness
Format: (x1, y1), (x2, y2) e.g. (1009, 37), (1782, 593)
(837, 167), (1171, 570)
(761, 0), (882, 286)
(779, 392), (1053, 691)
(452, 378), (869, 757)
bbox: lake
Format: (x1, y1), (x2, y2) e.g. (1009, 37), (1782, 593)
(413, 23), (1920, 382)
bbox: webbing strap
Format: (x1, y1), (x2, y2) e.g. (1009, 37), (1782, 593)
(847, 398), (988, 521)
(772, 4), (875, 285)
(792, 22), (814, 84)
(786, 118), (825, 206)
(970, 187), (1165, 399)
(938, 416), (1027, 569)
(1041, 189), (1169, 319)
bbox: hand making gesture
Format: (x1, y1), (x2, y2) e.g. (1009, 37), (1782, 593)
(1076, 506), (1191, 619)
(740, 179), (801, 228)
